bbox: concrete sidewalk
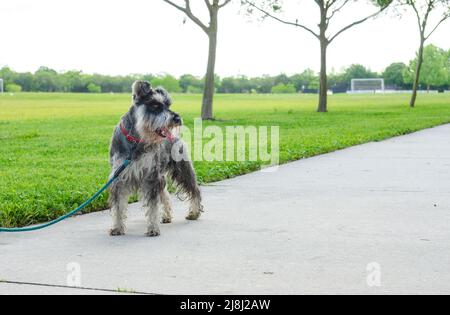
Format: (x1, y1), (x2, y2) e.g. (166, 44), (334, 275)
(1, 124), (450, 295)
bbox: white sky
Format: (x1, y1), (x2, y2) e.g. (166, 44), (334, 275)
(0, 0), (449, 77)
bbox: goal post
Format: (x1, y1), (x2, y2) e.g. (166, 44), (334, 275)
(350, 78), (385, 94)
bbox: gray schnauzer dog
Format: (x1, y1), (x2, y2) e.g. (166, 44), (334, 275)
(108, 81), (203, 237)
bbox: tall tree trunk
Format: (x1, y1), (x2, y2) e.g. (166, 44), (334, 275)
(410, 36), (425, 108)
(317, 2), (328, 113)
(317, 36), (328, 112)
(202, 10), (218, 120)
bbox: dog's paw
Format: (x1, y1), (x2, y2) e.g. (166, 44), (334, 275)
(186, 211), (201, 221)
(109, 228), (125, 236)
(161, 216), (172, 224)
(145, 226), (161, 237)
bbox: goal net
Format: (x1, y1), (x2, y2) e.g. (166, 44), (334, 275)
(0, 79), (3, 93)
(350, 78), (385, 93)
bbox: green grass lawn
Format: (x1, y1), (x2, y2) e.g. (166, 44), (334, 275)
(1, 92), (449, 227)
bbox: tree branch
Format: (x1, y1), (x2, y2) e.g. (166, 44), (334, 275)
(409, 1), (424, 34)
(421, 0), (435, 32)
(162, 0), (210, 34)
(325, 0), (340, 12)
(204, 0), (213, 11)
(327, 0), (351, 22)
(163, 0), (186, 12)
(425, 12), (450, 39)
(243, 0), (320, 39)
(219, 0), (232, 8)
(329, 3), (391, 43)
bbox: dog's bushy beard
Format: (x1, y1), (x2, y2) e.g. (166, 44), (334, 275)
(135, 106), (175, 143)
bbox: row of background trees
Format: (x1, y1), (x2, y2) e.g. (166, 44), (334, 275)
(1, 44), (449, 94)
(2, 0), (448, 119)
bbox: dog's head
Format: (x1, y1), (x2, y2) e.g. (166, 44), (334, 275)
(132, 80), (182, 143)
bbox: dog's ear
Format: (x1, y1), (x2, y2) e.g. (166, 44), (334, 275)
(154, 87), (172, 107)
(132, 81), (153, 103)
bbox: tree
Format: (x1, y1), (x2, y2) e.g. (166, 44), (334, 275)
(33, 67), (60, 92)
(5, 83), (22, 93)
(399, 0), (450, 107)
(151, 74), (182, 93)
(274, 73), (290, 85)
(252, 75), (276, 93)
(343, 64), (378, 81)
(163, 0), (233, 120)
(404, 44), (448, 91)
(63, 70), (86, 92)
(271, 83), (296, 94)
(383, 62), (408, 89)
(0, 67), (15, 85)
(218, 76), (253, 93)
(242, 0), (392, 112)
(179, 74), (204, 93)
(290, 69), (319, 92)
(328, 70), (349, 93)
(446, 49), (450, 89)
(13, 72), (34, 92)
(87, 83), (102, 93)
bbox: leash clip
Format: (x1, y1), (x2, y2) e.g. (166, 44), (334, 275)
(113, 159), (131, 179)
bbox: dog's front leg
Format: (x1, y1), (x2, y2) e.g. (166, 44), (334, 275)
(161, 188), (173, 224)
(142, 176), (165, 237)
(109, 181), (130, 236)
(144, 200), (161, 237)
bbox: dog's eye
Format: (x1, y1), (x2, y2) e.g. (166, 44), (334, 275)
(149, 103), (163, 111)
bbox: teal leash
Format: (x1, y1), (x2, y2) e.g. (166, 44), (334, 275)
(0, 159), (132, 233)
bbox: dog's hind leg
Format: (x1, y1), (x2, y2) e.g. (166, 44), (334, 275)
(108, 181), (130, 236)
(141, 176), (165, 237)
(161, 188), (173, 224)
(168, 158), (203, 221)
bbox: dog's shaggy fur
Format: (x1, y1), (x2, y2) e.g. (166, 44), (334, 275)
(108, 81), (203, 237)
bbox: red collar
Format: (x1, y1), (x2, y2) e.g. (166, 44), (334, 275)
(120, 124), (145, 144)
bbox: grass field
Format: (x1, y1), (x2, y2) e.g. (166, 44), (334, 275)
(1, 92), (450, 227)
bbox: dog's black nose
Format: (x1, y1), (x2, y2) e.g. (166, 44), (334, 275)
(173, 114), (182, 125)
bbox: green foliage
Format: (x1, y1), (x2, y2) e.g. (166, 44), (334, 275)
(290, 69), (318, 91)
(0, 66), (141, 93)
(447, 49), (450, 83)
(271, 83), (296, 94)
(1, 93), (450, 227)
(179, 74), (204, 93)
(219, 76), (254, 93)
(151, 74), (182, 93)
(186, 85), (203, 94)
(420, 45), (448, 88)
(32, 67), (61, 92)
(0, 45), (449, 95)
(252, 75), (276, 93)
(372, 0), (393, 8)
(342, 64), (378, 82)
(383, 62), (409, 88)
(5, 83), (22, 93)
(405, 44), (449, 89)
(87, 83), (102, 93)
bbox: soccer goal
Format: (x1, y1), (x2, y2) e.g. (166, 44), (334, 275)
(0, 79), (3, 94)
(350, 78), (385, 94)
